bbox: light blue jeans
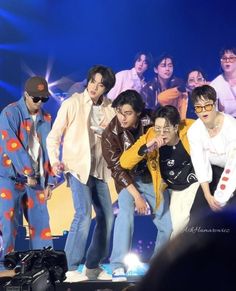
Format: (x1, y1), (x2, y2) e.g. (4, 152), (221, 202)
(110, 177), (172, 271)
(65, 174), (114, 270)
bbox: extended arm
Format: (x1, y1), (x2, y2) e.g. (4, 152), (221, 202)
(101, 129), (147, 214)
(187, 124), (221, 210)
(46, 101), (70, 174)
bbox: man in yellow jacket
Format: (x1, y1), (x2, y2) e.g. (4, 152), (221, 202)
(120, 105), (199, 237)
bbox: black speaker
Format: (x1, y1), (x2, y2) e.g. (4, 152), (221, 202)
(3, 247), (68, 291)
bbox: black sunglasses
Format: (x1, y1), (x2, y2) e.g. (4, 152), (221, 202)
(31, 96), (49, 103)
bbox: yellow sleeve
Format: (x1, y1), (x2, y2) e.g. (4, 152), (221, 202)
(120, 127), (156, 170)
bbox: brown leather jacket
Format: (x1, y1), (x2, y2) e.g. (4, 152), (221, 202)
(101, 112), (152, 193)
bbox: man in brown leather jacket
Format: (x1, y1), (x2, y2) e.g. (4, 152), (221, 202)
(102, 90), (172, 282)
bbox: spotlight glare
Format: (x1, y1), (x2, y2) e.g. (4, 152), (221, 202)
(124, 253), (141, 270)
(124, 253), (149, 277)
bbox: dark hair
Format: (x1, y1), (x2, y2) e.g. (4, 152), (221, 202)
(219, 46), (236, 58)
(191, 85), (216, 105)
(112, 89), (145, 113)
(87, 65), (116, 94)
(137, 209), (236, 291)
(133, 51), (153, 67)
(154, 53), (174, 68)
(152, 105), (180, 127)
(186, 68), (207, 82)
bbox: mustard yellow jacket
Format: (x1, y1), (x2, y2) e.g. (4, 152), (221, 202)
(120, 119), (195, 208)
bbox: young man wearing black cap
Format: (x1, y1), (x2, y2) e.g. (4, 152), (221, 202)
(0, 76), (55, 271)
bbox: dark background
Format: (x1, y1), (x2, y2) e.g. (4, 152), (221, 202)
(1, 0), (236, 116)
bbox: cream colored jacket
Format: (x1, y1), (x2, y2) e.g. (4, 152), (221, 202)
(46, 89), (115, 183)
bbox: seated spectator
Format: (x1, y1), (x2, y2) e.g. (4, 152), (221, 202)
(107, 52), (152, 101)
(211, 46), (236, 117)
(141, 54), (185, 111)
(143, 54), (187, 119)
(186, 69), (208, 119)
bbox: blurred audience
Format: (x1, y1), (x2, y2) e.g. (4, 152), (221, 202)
(141, 54), (185, 112)
(107, 52), (152, 101)
(186, 69), (208, 118)
(211, 46), (236, 117)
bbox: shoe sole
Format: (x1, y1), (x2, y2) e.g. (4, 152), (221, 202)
(112, 277), (127, 282)
(97, 277), (112, 281)
(64, 278), (88, 283)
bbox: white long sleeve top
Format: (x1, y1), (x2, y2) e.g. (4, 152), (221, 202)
(107, 68), (145, 101)
(211, 74), (236, 117)
(187, 114), (236, 205)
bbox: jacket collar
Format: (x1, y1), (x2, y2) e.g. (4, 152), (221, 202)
(131, 67), (144, 81)
(18, 97), (31, 119)
(83, 89), (111, 107)
(109, 114), (152, 135)
(18, 96), (44, 122)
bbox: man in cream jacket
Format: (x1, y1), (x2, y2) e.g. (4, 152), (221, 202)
(47, 65), (116, 282)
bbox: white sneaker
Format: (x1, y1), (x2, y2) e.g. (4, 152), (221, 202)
(64, 270), (88, 282)
(84, 266), (112, 280)
(112, 268), (127, 282)
(97, 269), (112, 280)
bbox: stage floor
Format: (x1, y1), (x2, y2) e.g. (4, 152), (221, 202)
(0, 264), (148, 291)
(0, 276), (139, 291)
(1, 281), (137, 291)
(54, 280), (137, 291)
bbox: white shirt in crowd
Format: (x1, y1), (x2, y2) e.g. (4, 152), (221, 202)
(107, 68), (145, 101)
(211, 74), (236, 117)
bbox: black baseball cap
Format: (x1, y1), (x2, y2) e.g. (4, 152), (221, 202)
(25, 76), (50, 97)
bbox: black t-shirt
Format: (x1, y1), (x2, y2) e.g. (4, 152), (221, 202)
(159, 140), (197, 190)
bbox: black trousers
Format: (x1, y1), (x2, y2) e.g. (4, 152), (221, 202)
(189, 165), (236, 226)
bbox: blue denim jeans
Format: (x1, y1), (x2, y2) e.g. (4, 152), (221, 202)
(110, 177), (172, 271)
(64, 174), (114, 270)
(0, 177), (52, 271)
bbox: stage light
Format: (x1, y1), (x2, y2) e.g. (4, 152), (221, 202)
(53, 92), (68, 104)
(124, 253), (149, 277)
(0, 80), (19, 96)
(124, 253), (141, 270)
(21, 60), (70, 105)
(0, 8), (20, 24)
(0, 44), (23, 51)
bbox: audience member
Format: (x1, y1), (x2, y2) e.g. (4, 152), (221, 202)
(211, 46), (236, 117)
(186, 69), (207, 118)
(107, 52), (152, 101)
(141, 54), (184, 111)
